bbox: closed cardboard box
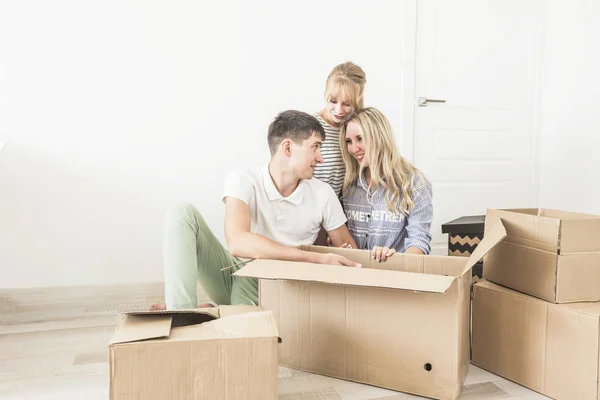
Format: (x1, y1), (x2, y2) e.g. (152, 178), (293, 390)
(483, 208), (600, 303)
(235, 215), (507, 400)
(472, 280), (600, 400)
(109, 306), (279, 400)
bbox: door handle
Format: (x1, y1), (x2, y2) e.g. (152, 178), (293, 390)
(418, 97), (446, 107)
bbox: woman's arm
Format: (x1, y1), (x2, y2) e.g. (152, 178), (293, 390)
(403, 176), (434, 255)
(327, 224), (358, 248)
(404, 246), (425, 255)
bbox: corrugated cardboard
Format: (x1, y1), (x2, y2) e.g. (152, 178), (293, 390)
(482, 208), (600, 303)
(234, 215), (507, 400)
(472, 280), (600, 400)
(108, 306), (279, 400)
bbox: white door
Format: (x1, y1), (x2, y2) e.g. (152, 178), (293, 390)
(413, 0), (545, 254)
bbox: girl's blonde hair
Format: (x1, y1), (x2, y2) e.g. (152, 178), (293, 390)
(324, 62), (366, 110)
(340, 107), (426, 215)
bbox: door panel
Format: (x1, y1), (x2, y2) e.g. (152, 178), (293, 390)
(414, 0), (544, 252)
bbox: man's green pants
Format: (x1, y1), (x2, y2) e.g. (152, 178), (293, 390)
(163, 203), (258, 309)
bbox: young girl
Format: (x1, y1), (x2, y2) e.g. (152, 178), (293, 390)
(340, 107), (433, 261)
(313, 62), (367, 196)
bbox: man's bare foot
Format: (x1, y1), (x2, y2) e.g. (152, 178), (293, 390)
(149, 302), (215, 311)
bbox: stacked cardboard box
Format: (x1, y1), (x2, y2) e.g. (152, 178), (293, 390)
(472, 208), (600, 400)
(234, 215), (507, 400)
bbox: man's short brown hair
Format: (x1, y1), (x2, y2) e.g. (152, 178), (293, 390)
(267, 110), (326, 155)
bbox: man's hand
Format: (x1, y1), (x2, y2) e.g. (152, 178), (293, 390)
(371, 246), (396, 262)
(317, 252), (362, 268)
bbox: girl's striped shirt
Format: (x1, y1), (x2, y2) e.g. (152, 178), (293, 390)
(312, 113), (345, 196)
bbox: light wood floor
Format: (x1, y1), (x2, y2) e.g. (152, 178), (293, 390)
(0, 283), (551, 400)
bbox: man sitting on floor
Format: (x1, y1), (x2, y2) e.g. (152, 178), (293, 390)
(152, 110), (360, 310)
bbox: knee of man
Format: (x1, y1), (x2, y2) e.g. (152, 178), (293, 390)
(165, 202), (199, 224)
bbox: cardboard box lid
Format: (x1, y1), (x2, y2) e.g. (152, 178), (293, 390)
(559, 218), (600, 253)
(109, 307), (277, 345)
(235, 214), (506, 294)
(536, 208), (600, 252)
(460, 213), (506, 276)
(475, 279), (600, 317)
(235, 259), (458, 293)
(441, 215), (485, 234)
(491, 208), (600, 254)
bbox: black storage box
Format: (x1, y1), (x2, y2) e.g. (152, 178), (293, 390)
(441, 215), (485, 277)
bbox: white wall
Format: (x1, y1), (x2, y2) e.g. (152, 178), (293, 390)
(2, 1), (599, 289)
(0, 1), (416, 288)
(537, 0), (600, 214)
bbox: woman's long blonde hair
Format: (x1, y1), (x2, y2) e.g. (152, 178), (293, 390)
(324, 62), (366, 110)
(340, 107), (426, 215)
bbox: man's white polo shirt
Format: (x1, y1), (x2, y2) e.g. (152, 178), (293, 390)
(222, 165), (347, 246)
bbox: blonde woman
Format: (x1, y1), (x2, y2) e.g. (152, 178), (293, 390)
(340, 107), (433, 261)
(313, 62), (367, 196)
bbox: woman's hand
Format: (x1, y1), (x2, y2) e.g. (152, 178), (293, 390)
(371, 246), (396, 262)
(339, 243), (352, 249)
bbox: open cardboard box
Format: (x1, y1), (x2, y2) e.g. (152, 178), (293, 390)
(108, 306), (279, 400)
(234, 215), (507, 400)
(483, 208), (600, 303)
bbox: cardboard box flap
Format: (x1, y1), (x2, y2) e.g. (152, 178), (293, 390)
(560, 218), (600, 253)
(109, 309), (219, 344)
(298, 244), (373, 267)
(490, 209), (559, 252)
(218, 305), (265, 318)
(123, 308), (219, 318)
(202, 311), (279, 339)
(234, 260), (457, 294)
(500, 208), (540, 216)
(539, 208), (600, 220)
(462, 214), (507, 276)
(109, 314), (172, 345)
(163, 311), (280, 342)
(124, 308), (219, 328)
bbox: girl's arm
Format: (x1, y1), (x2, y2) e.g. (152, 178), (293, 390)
(403, 177), (434, 254)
